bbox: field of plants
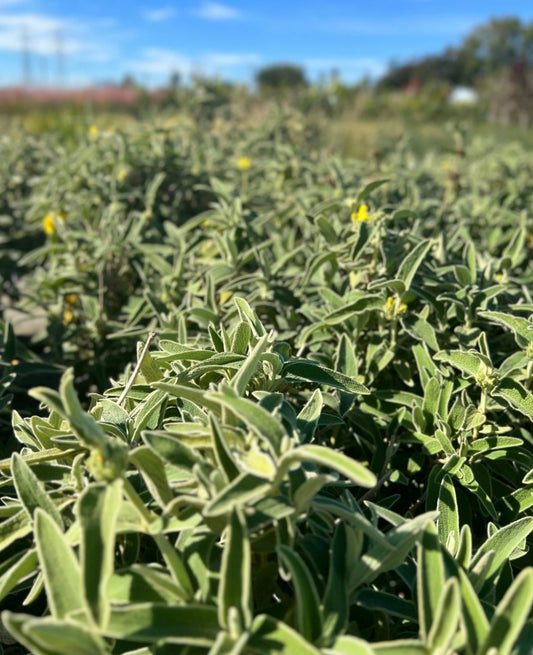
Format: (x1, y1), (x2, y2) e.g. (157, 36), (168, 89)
(0, 100), (532, 654)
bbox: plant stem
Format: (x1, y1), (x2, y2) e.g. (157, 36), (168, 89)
(472, 388), (487, 441)
(122, 477), (194, 599)
(117, 331), (157, 405)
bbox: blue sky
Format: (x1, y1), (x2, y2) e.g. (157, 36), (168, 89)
(1, 0), (533, 87)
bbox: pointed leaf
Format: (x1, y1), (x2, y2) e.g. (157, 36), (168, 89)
(296, 389), (323, 443)
(434, 350), (482, 378)
(277, 545), (323, 643)
(231, 334), (270, 396)
(11, 453), (63, 528)
(477, 568), (533, 655)
(397, 239), (432, 292)
(417, 521), (445, 640)
(277, 444), (376, 488)
(428, 578), (460, 653)
(104, 603), (220, 644)
(0, 549), (38, 603)
(282, 360), (369, 394)
(437, 474), (459, 555)
(493, 378), (533, 421)
(34, 509), (87, 621)
(218, 509), (252, 631)
(247, 614), (321, 654)
(78, 480), (122, 628)
(211, 392), (285, 455)
(204, 473), (272, 517)
(327, 635), (375, 655)
(210, 415), (240, 481)
(356, 178), (389, 202)
(21, 618), (108, 655)
(323, 523), (349, 639)
(468, 518), (533, 591)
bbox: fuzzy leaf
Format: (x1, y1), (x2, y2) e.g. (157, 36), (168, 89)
(34, 509), (88, 621)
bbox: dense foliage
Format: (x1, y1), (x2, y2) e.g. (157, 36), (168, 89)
(0, 105), (532, 654)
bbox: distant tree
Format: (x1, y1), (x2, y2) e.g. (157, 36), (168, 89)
(456, 17), (533, 79)
(378, 16), (533, 89)
(121, 73), (136, 88)
(256, 64), (308, 91)
(168, 71), (181, 90)
(489, 57), (533, 126)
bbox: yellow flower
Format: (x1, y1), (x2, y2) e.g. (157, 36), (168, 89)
(116, 167), (128, 182)
(236, 156), (252, 171)
(42, 211), (64, 235)
(42, 213), (56, 235)
(351, 204), (369, 222)
(88, 125), (99, 137)
(66, 293), (78, 305)
(63, 308), (74, 325)
(384, 295), (407, 318)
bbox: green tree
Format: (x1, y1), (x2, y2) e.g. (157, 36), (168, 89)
(457, 17), (533, 79)
(378, 16), (533, 88)
(256, 64), (308, 91)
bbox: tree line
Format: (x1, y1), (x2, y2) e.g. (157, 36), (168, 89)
(254, 17), (533, 91)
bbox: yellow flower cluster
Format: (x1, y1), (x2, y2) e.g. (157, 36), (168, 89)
(351, 204), (370, 222)
(384, 295), (407, 319)
(42, 211), (65, 235)
(88, 125), (99, 137)
(236, 156), (252, 171)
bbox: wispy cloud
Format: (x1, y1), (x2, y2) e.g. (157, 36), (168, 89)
(195, 2), (242, 21)
(143, 6), (176, 23)
(127, 48), (194, 77)
(205, 53), (260, 67)
(125, 47), (259, 81)
(0, 9), (122, 76)
(0, 12), (77, 56)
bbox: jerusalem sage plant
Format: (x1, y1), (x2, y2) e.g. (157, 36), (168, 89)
(0, 105), (532, 653)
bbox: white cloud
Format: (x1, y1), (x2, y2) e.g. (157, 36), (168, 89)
(0, 12), (77, 56)
(195, 2), (241, 21)
(205, 53), (260, 67)
(127, 48), (194, 77)
(143, 6), (176, 23)
(0, 8), (122, 86)
(124, 48), (260, 82)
